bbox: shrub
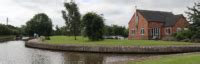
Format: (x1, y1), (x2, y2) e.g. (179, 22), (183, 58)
(191, 33), (200, 43)
(173, 30), (193, 41)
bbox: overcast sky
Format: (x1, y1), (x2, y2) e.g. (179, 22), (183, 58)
(0, 0), (198, 28)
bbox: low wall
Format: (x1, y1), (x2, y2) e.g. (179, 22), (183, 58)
(25, 39), (200, 54)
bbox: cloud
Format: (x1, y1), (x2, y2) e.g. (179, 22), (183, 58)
(0, 0), (197, 28)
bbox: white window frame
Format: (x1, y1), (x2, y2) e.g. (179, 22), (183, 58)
(165, 27), (171, 35)
(140, 28), (144, 35)
(151, 28), (160, 39)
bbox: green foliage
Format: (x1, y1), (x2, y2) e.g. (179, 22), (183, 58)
(0, 24), (20, 35)
(54, 25), (61, 35)
(82, 12), (105, 41)
(62, 2), (81, 40)
(0, 24), (11, 35)
(183, 2), (200, 42)
(175, 2), (200, 43)
(19, 25), (27, 35)
(173, 30), (193, 41)
(104, 25), (128, 37)
(25, 13), (53, 37)
(53, 25), (70, 36)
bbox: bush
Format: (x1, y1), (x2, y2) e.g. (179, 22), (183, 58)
(45, 36), (51, 40)
(173, 30), (193, 41)
(191, 33), (200, 43)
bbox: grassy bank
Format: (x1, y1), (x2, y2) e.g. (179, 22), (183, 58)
(45, 36), (196, 46)
(0, 35), (15, 42)
(128, 53), (200, 64)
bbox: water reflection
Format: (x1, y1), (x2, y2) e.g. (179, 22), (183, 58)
(0, 41), (157, 64)
(63, 53), (104, 64)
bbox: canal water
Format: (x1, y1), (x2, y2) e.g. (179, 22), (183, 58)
(0, 41), (157, 64)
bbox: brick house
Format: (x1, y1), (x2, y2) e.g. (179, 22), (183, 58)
(128, 9), (189, 40)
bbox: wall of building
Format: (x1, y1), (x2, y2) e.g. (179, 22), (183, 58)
(172, 17), (189, 33)
(128, 13), (135, 39)
(128, 12), (149, 40)
(128, 13), (189, 40)
(148, 21), (164, 39)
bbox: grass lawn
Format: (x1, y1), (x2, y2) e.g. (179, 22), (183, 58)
(128, 53), (200, 64)
(45, 36), (196, 46)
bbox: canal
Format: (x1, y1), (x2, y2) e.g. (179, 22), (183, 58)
(0, 41), (157, 64)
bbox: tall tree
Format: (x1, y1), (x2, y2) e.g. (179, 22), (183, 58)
(82, 12), (105, 41)
(186, 2), (200, 42)
(25, 13), (53, 38)
(62, 1), (81, 40)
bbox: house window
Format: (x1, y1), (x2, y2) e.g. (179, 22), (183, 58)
(155, 28), (160, 35)
(165, 28), (171, 35)
(151, 28), (160, 39)
(140, 28), (144, 35)
(177, 28), (182, 32)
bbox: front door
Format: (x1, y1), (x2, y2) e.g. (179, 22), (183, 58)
(150, 28), (160, 39)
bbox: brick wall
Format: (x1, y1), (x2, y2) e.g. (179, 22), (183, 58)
(148, 21), (164, 39)
(172, 16), (189, 33)
(128, 11), (149, 40)
(128, 12), (189, 40)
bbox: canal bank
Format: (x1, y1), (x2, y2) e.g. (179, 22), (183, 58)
(0, 41), (158, 64)
(26, 39), (200, 54)
(0, 36), (15, 42)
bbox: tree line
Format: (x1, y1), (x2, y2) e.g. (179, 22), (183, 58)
(0, 1), (127, 41)
(0, 24), (21, 35)
(21, 1), (128, 41)
(104, 25), (128, 37)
